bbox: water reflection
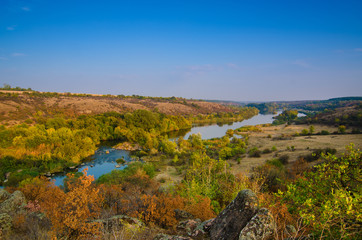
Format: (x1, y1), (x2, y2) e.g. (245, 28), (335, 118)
(53, 145), (131, 186)
(178, 111), (283, 140)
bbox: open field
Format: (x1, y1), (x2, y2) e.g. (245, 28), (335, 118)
(153, 124), (362, 186)
(230, 124), (362, 175)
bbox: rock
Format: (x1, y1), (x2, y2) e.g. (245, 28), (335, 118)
(0, 213), (12, 233)
(0, 189), (10, 203)
(5, 172), (11, 179)
(177, 219), (201, 236)
(154, 233), (192, 240)
(174, 209), (194, 221)
(0, 190), (26, 214)
(284, 224), (297, 238)
(93, 215), (144, 231)
(191, 218), (214, 238)
(115, 164), (121, 168)
(208, 189), (259, 240)
(239, 208), (275, 240)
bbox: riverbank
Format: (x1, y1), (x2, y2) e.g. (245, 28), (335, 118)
(151, 123), (362, 187)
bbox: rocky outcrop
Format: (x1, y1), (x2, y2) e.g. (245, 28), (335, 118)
(93, 215), (144, 231)
(177, 219), (202, 236)
(208, 189), (260, 240)
(0, 190), (26, 214)
(0, 189), (27, 234)
(0, 213), (12, 232)
(239, 208), (275, 240)
(0, 188), (10, 203)
(174, 209), (195, 221)
(154, 233), (193, 240)
(162, 189), (277, 240)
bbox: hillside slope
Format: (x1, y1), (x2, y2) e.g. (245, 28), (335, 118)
(0, 91), (234, 124)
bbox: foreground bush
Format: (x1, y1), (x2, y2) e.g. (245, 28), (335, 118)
(280, 144), (361, 239)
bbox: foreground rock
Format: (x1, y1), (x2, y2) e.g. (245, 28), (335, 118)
(0, 189), (27, 234)
(0, 190), (26, 214)
(93, 215), (144, 231)
(239, 208), (275, 240)
(208, 189), (260, 240)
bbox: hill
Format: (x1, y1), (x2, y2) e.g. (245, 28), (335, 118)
(0, 90), (235, 125)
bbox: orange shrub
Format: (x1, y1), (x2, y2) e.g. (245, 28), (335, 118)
(185, 195), (215, 221)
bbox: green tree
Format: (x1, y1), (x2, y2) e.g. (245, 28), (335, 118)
(280, 144), (361, 239)
(338, 125), (346, 134)
(309, 125), (315, 135)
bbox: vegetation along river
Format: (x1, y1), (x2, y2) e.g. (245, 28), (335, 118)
(53, 111), (288, 186)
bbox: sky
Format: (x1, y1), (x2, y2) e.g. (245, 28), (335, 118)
(1, 0), (362, 101)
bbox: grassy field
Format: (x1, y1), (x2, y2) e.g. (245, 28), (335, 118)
(230, 124), (362, 175)
(153, 123), (362, 186)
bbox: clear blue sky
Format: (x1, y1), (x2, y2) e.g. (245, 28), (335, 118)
(1, 0), (361, 101)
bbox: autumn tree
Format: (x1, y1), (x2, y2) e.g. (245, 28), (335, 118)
(23, 169), (103, 239)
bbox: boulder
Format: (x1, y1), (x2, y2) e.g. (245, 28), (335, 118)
(191, 218), (214, 238)
(93, 215), (144, 231)
(0, 190), (27, 214)
(239, 208), (275, 240)
(176, 219), (201, 236)
(0, 212), (12, 233)
(174, 209), (195, 221)
(154, 233), (192, 240)
(0, 189), (10, 203)
(208, 189), (259, 240)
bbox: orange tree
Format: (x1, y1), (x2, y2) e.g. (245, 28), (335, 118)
(21, 169), (103, 239)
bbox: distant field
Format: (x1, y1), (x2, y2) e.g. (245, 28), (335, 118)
(229, 124), (362, 175)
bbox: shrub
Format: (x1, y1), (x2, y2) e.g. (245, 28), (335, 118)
(280, 145), (361, 239)
(248, 147), (261, 158)
(278, 155), (289, 165)
(262, 148), (272, 154)
(319, 130), (330, 135)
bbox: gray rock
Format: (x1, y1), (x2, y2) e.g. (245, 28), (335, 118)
(0, 212), (12, 232)
(174, 209), (195, 221)
(239, 208), (275, 240)
(177, 219), (201, 236)
(208, 189), (259, 240)
(284, 224), (297, 238)
(93, 215), (144, 231)
(0, 189), (10, 203)
(0, 190), (26, 214)
(191, 218), (214, 238)
(154, 233), (193, 240)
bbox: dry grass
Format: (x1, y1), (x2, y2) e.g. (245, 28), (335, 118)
(0, 91), (233, 125)
(230, 124), (362, 175)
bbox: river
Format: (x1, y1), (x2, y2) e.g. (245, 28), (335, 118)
(53, 111), (287, 186)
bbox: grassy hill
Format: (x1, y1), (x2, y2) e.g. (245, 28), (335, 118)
(0, 90), (235, 125)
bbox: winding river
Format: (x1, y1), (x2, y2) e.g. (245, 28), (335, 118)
(53, 111), (285, 186)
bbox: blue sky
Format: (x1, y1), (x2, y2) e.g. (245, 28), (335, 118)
(1, 0), (361, 101)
